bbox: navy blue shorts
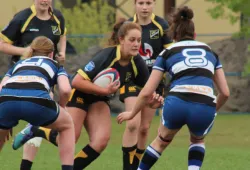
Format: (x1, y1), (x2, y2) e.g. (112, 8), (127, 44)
(0, 96), (59, 129)
(161, 96), (216, 137)
(67, 89), (110, 112)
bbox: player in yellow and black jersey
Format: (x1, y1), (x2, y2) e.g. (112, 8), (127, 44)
(0, 1), (67, 170)
(121, 1), (173, 169)
(13, 20), (163, 170)
(68, 44), (149, 111)
(0, 1), (66, 67)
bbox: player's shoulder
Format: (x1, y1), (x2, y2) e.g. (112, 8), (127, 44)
(53, 8), (64, 18)
(153, 14), (169, 27)
(12, 7), (32, 21)
(100, 46), (117, 55)
(167, 40), (212, 50)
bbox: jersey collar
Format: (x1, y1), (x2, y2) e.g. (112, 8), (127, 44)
(133, 13), (156, 23)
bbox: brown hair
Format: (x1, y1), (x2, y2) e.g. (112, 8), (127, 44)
(108, 18), (142, 46)
(48, 6), (55, 21)
(23, 36), (54, 59)
(134, 0), (156, 3)
(167, 6), (194, 41)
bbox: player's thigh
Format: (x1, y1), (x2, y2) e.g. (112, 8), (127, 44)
(45, 106), (73, 133)
(161, 96), (187, 130)
(84, 101), (111, 141)
(140, 106), (155, 129)
(66, 107), (87, 141)
(124, 97), (141, 128)
(186, 103), (216, 138)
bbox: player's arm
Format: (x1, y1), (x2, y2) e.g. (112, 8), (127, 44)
(71, 74), (118, 96)
(212, 52), (230, 111)
(117, 69), (164, 123)
(56, 10), (67, 65)
(71, 50), (119, 96)
(117, 53), (168, 123)
(132, 56), (166, 116)
(0, 40), (28, 56)
(0, 13), (29, 56)
(56, 67), (72, 107)
(0, 65), (14, 91)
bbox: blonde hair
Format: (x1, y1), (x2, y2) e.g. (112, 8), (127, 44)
(23, 36), (54, 59)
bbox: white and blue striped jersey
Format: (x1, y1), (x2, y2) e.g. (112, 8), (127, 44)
(3, 56), (68, 92)
(153, 40), (222, 106)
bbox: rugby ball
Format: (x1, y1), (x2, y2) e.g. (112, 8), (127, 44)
(92, 68), (120, 88)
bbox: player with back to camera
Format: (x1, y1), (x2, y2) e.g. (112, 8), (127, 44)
(117, 6), (230, 170)
(13, 19), (162, 170)
(0, 36), (75, 170)
(121, 0), (173, 169)
(0, 0), (67, 169)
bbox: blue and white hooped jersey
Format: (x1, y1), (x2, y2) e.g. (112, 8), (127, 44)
(3, 56), (68, 92)
(153, 40), (222, 106)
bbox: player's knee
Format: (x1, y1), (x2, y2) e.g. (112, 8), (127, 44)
(91, 135), (110, 151)
(127, 124), (139, 133)
(74, 131), (81, 143)
(139, 124), (151, 136)
(190, 135), (205, 143)
(157, 135), (172, 148)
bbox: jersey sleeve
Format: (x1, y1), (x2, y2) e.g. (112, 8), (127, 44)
(0, 13), (23, 44)
(5, 68), (14, 77)
(134, 56), (150, 87)
(152, 50), (168, 72)
(213, 52), (223, 69)
(54, 10), (66, 36)
(57, 66), (68, 77)
(77, 51), (108, 81)
(160, 20), (173, 48)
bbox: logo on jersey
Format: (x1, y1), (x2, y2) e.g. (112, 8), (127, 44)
(29, 28), (39, 32)
(51, 26), (60, 35)
(76, 97), (84, 104)
(139, 43), (154, 60)
(128, 86), (137, 92)
(150, 29), (160, 39)
(125, 72), (132, 82)
(84, 61), (95, 72)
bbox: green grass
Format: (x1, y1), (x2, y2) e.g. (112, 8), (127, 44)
(1, 114), (250, 169)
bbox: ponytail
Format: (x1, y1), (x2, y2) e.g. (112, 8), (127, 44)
(48, 6), (55, 21)
(108, 18), (127, 46)
(22, 48), (34, 59)
(167, 6), (195, 41)
(22, 36), (54, 59)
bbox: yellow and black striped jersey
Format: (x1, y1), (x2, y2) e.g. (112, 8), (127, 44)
(0, 4), (66, 64)
(75, 45), (150, 88)
(129, 14), (173, 70)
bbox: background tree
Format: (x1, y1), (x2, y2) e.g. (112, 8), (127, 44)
(205, 0), (250, 75)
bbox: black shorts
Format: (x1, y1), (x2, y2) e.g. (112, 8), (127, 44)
(119, 81), (166, 103)
(66, 89), (110, 112)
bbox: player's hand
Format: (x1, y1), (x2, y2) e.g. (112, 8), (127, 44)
(117, 111), (134, 124)
(106, 80), (120, 95)
(56, 52), (66, 66)
(148, 93), (164, 109)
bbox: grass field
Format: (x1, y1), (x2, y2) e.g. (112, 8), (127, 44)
(0, 114), (250, 170)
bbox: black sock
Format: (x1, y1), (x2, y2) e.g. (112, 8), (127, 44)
(74, 144), (100, 170)
(31, 126), (58, 146)
(131, 148), (145, 170)
(122, 144), (137, 170)
(62, 165), (73, 170)
(20, 159), (33, 170)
